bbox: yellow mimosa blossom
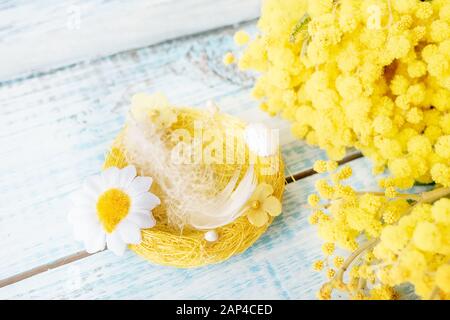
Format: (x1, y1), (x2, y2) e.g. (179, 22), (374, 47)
(234, 30), (250, 46)
(237, 0), (450, 188)
(307, 163), (450, 300)
(222, 52), (235, 65)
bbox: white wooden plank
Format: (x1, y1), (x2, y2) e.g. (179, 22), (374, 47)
(0, 0), (260, 81)
(0, 158), (379, 299)
(0, 22), (331, 280)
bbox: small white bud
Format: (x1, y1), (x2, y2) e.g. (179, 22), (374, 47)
(204, 230), (219, 242)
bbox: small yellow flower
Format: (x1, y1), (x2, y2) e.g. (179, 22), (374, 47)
(335, 184), (355, 199)
(332, 166), (353, 182)
(130, 93), (177, 128)
(436, 265), (450, 293)
(234, 30), (250, 46)
(223, 52), (235, 65)
(149, 106), (178, 128)
(308, 212), (319, 225)
(245, 183), (282, 227)
(315, 179), (335, 199)
(313, 160), (327, 173)
(322, 242), (335, 256)
(385, 187), (398, 199)
(317, 283), (332, 300)
(307, 194), (320, 207)
(326, 160), (338, 172)
(327, 268), (336, 279)
(313, 260), (324, 271)
(333, 256), (344, 268)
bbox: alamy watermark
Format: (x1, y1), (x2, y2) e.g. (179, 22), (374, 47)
(167, 120), (280, 176)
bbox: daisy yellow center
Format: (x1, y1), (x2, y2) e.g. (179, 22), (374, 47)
(96, 188), (131, 233)
(251, 200), (261, 210)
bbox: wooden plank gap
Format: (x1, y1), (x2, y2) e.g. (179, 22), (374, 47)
(0, 250), (97, 289)
(285, 151), (363, 184)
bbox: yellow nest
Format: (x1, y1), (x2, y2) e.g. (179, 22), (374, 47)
(103, 107), (285, 268)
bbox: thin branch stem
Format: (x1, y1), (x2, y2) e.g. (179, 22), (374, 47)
(334, 239), (380, 284)
(356, 191), (421, 201)
(418, 187), (450, 204)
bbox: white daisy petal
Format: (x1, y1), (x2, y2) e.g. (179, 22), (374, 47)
(84, 175), (104, 197)
(69, 166), (158, 255)
(68, 208), (80, 224)
(68, 207), (95, 224)
(117, 220), (142, 244)
(84, 231), (106, 253)
(101, 167), (120, 189)
(76, 203), (97, 215)
(133, 193), (161, 210)
(72, 223), (86, 241)
(106, 232), (127, 256)
(127, 176), (153, 196)
(118, 165), (137, 189)
(70, 191), (94, 207)
(74, 219), (102, 242)
(128, 211), (156, 229)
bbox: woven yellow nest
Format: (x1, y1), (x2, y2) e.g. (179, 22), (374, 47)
(103, 106), (285, 268)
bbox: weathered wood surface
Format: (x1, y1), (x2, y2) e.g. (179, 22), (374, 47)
(0, 158), (376, 299)
(0, 1), (367, 299)
(0, 20), (338, 281)
(0, 0), (261, 81)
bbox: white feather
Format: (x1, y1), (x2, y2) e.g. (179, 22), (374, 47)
(188, 166), (257, 230)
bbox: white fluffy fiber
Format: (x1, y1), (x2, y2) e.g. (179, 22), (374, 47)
(122, 116), (256, 231)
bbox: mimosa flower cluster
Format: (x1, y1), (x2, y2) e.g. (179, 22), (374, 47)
(309, 160), (450, 300)
(235, 0), (450, 188)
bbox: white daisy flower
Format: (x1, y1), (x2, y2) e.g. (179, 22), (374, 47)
(244, 123), (279, 157)
(68, 165), (160, 256)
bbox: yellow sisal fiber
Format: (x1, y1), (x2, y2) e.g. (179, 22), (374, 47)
(103, 107), (285, 267)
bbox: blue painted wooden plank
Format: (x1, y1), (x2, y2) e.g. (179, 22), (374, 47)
(0, 0), (261, 81)
(0, 158), (379, 299)
(0, 22), (332, 281)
